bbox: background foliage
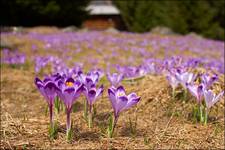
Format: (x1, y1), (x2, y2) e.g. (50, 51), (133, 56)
(0, 0), (90, 26)
(1, 0), (224, 40)
(114, 0), (225, 40)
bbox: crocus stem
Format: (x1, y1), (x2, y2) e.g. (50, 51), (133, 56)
(110, 115), (119, 138)
(88, 105), (93, 128)
(83, 99), (88, 120)
(193, 105), (197, 122)
(204, 108), (208, 125)
(66, 108), (72, 141)
(49, 102), (57, 139)
(184, 89), (187, 101)
(172, 88), (175, 100)
(55, 97), (59, 114)
(49, 102), (54, 128)
(199, 104), (204, 123)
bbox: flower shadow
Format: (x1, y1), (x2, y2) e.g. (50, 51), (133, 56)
(94, 111), (111, 127)
(77, 131), (101, 141)
(72, 101), (83, 113)
(119, 124), (147, 137)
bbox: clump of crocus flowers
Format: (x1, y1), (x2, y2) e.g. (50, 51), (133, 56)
(79, 71), (103, 128)
(166, 68), (224, 124)
(35, 64), (223, 142)
(186, 73), (223, 124)
(35, 69), (140, 141)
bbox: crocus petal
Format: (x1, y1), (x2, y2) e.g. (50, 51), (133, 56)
(56, 79), (64, 89)
(116, 86), (126, 97)
(66, 77), (75, 83)
(204, 74), (218, 88)
(96, 85), (104, 98)
(89, 72), (99, 83)
(86, 77), (93, 84)
(124, 93), (140, 110)
(204, 90), (215, 108)
(43, 77), (51, 83)
(127, 92), (138, 100)
(108, 88), (117, 112)
(82, 86), (88, 97)
(35, 78), (49, 102)
(203, 90), (223, 109)
(62, 87), (75, 108)
(176, 72), (196, 88)
(116, 96), (128, 115)
(187, 84), (198, 98)
(88, 89), (96, 105)
(166, 74), (179, 89)
(54, 75), (62, 82)
(210, 91), (224, 108)
(35, 77), (43, 89)
(44, 81), (57, 103)
(75, 84), (84, 95)
(78, 72), (86, 83)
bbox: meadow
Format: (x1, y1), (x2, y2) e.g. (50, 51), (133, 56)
(1, 27), (224, 149)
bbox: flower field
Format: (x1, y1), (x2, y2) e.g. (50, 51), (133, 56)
(1, 27), (224, 149)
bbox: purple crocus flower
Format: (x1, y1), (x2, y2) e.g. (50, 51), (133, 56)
(108, 86), (140, 118)
(201, 73), (218, 89)
(91, 68), (104, 79)
(35, 77), (58, 127)
(186, 83), (204, 104)
(166, 73), (179, 90)
(166, 72), (180, 99)
(86, 71), (100, 84)
(83, 83), (103, 128)
(203, 90), (224, 109)
(56, 77), (83, 139)
(83, 84), (104, 106)
(175, 71), (197, 89)
(107, 86), (140, 137)
(107, 72), (124, 87)
(78, 71), (99, 86)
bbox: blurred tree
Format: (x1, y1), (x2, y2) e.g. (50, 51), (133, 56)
(114, 0), (224, 40)
(0, 0), (90, 26)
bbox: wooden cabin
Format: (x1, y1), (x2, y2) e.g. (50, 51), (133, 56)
(83, 0), (124, 30)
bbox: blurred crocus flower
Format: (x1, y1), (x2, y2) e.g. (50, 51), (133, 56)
(203, 89), (224, 124)
(87, 71), (100, 84)
(107, 72), (124, 87)
(137, 66), (148, 77)
(166, 72), (179, 99)
(91, 68), (104, 79)
(56, 77), (83, 140)
(35, 77), (58, 128)
(2, 49), (26, 65)
(166, 73), (179, 91)
(107, 86), (140, 137)
(186, 83), (204, 104)
(79, 71), (99, 86)
(203, 90), (224, 109)
(201, 73), (218, 89)
(175, 71), (197, 89)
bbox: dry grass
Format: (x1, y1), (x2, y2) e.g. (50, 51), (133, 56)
(1, 27), (224, 149)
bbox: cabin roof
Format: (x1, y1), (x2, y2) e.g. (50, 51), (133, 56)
(86, 0), (120, 15)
